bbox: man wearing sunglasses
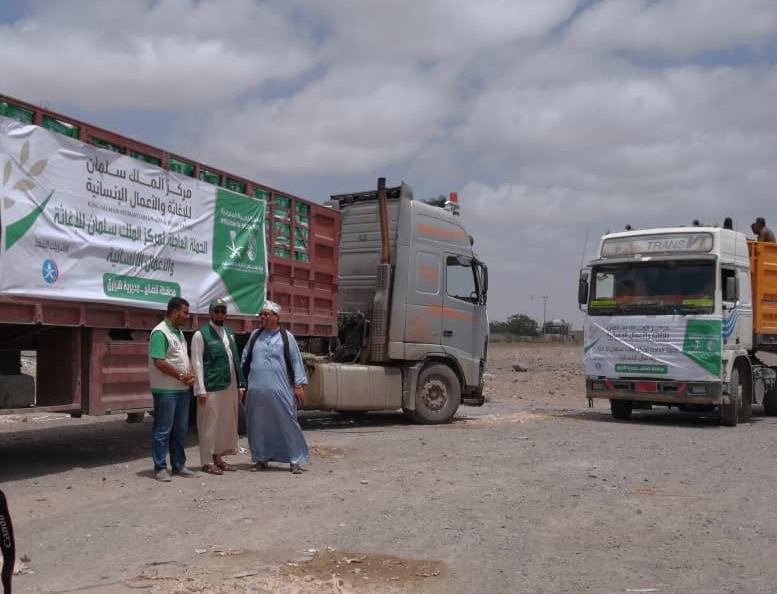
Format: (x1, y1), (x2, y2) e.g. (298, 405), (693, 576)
(190, 298), (246, 475)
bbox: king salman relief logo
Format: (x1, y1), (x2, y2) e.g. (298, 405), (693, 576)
(211, 189), (267, 314)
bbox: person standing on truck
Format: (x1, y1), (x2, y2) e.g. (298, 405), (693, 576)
(190, 298), (246, 475)
(751, 217), (776, 242)
(149, 297), (197, 482)
(241, 300), (309, 474)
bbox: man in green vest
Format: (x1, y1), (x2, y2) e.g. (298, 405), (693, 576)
(191, 298), (246, 475)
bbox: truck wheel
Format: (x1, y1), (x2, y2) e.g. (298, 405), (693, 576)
(720, 365), (742, 427)
(764, 385), (777, 416)
(610, 399), (633, 420)
(736, 361), (752, 423)
(411, 364), (461, 424)
(126, 412), (145, 423)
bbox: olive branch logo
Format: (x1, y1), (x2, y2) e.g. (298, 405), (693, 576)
(2, 139), (52, 251)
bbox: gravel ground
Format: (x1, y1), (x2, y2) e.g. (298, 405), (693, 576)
(2, 343), (777, 593)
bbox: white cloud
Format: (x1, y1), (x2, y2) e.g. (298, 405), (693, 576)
(186, 0), (578, 177)
(0, 0), (317, 109)
(187, 64), (452, 177)
(3, 0), (777, 323)
(567, 0), (777, 57)
(308, 0), (577, 62)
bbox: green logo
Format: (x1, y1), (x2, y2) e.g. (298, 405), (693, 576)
(583, 337), (600, 354)
(682, 320), (721, 376)
(3, 140), (51, 251)
(212, 189), (266, 314)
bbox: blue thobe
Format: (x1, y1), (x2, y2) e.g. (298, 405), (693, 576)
(242, 329), (309, 465)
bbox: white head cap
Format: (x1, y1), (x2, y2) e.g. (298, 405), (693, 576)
(261, 300), (282, 315)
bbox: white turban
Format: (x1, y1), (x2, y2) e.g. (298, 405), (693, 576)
(261, 300), (282, 315)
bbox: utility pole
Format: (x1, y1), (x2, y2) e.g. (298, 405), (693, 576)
(531, 295), (549, 334)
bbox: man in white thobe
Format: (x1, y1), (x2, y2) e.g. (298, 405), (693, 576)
(190, 298), (246, 474)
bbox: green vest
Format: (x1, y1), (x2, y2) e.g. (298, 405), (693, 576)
(199, 323), (245, 392)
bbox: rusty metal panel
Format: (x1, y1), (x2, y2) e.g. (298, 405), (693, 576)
(0, 299), (37, 323)
(37, 327), (82, 408)
(86, 329), (152, 415)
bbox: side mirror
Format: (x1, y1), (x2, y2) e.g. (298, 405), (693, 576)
(724, 276), (738, 302)
(578, 267), (590, 306)
(578, 279), (589, 306)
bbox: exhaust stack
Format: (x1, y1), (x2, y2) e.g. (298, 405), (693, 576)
(370, 177), (393, 363)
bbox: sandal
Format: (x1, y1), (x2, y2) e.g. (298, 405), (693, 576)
(217, 461), (237, 472)
(254, 461), (269, 471)
(202, 464), (223, 475)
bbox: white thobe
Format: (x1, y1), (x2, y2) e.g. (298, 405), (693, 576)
(191, 323), (239, 466)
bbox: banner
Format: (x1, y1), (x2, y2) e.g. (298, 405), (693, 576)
(0, 117), (266, 315)
(584, 316), (722, 382)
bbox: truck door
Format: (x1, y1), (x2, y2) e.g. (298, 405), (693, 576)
(404, 250), (443, 345)
(442, 254), (483, 373)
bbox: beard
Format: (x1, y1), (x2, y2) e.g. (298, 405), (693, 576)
(212, 319), (225, 326)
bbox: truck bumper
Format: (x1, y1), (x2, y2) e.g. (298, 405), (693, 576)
(585, 377), (723, 405)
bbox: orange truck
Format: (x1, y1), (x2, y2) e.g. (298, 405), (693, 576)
(580, 225), (777, 426)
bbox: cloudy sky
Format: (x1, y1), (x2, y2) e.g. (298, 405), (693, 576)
(3, 0), (777, 326)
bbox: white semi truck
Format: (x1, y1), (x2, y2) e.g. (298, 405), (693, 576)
(579, 226), (777, 426)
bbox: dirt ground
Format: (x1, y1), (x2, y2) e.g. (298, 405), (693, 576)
(3, 343), (777, 593)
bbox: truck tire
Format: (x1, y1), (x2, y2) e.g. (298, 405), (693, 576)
(720, 364), (743, 427)
(736, 361), (752, 423)
(410, 364), (461, 424)
(126, 412), (145, 423)
(610, 399), (633, 420)
(764, 385), (777, 416)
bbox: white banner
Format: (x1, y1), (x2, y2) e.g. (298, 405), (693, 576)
(584, 316), (722, 382)
(0, 116), (267, 315)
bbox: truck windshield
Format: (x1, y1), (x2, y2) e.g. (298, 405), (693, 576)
(589, 260), (714, 315)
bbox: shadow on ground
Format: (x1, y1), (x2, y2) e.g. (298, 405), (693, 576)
(548, 405), (770, 429)
(0, 411), (417, 481)
(299, 410), (413, 432)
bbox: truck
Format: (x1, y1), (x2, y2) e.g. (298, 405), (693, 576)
(579, 225), (777, 426)
(0, 94), (488, 424)
(309, 180), (489, 423)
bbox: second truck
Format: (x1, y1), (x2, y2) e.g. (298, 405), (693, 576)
(580, 224), (777, 426)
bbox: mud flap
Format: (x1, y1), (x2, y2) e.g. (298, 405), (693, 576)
(402, 363), (423, 412)
(462, 388), (485, 407)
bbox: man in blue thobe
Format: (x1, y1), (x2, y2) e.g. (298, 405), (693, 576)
(242, 300), (309, 473)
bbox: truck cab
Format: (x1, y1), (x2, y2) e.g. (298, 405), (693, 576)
(579, 226), (773, 425)
(308, 182), (488, 423)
